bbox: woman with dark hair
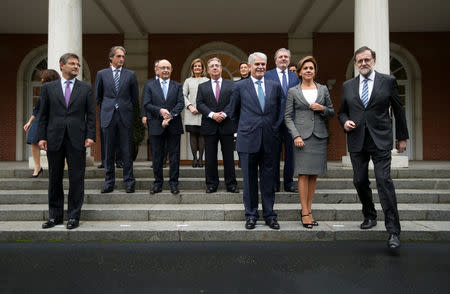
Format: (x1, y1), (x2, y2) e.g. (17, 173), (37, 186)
(183, 58), (209, 167)
(238, 61), (250, 80)
(284, 56), (334, 228)
(23, 69), (60, 177)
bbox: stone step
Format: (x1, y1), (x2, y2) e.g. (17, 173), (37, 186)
(0, 220), (448, 242)
(3, 166), (450, 179)
(0, 203), (448, 221)
(0, 177), (448, 190)
(1, 189), (449, 204)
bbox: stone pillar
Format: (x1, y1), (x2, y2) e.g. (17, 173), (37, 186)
(48, 0), (83, 75)
(35, 0), (93, 167)
(354, 0), (390, 74)
(342, 0), (407, 168)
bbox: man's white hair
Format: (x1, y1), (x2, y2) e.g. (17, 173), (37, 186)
(248, 52), (267, 65)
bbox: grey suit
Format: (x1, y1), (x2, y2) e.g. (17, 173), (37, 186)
(284, 82), (334, 175)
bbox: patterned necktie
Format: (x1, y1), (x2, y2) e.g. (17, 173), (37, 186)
(281, 70), (288, 96)
(64, 80), (71, 108)
(215, 80), (220, 102)
(114, 69), (120, 92)
(256, 80), (265, 111)
(361, 78), (369, 108)
(162, 80), (168, 100)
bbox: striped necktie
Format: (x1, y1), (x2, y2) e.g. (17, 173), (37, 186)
(114, 69), (120, 92)
(361, 78), (369, 108)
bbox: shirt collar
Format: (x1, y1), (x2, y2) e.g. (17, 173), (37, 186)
(160, 78), (170, 84)
(211, 77), (222, 83)
(111, 66), (122, 72)
(276, 67), (286, 74)
(251, 76), (264, 84)
(61, 77), (76, 85)
(360, 70), (375, 83)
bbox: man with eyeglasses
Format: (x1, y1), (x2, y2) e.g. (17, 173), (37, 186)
(39, 53), (96, 230)
(142, 59), (184, 195)
(338, 46), (409, 249)
(96, 46), (139, 194)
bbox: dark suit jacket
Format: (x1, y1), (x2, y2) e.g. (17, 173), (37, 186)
(284, 81), (335, 140)
(265, 68), (300, 116)
(142, 78), (184, 135)
(196, 79), (236, 136)
(38, 79), (96, 151)
(95, 67), (139, 129)
(338, 71), (409, 152)
(229, 77), (283, 153)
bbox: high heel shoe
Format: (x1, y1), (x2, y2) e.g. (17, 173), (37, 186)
(309, 211), (319, 226)
(31, 167), (43, 178)
(197, 159), (203, 168)
(301, 214), (313, 229)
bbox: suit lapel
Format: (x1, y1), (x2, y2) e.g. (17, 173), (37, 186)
(117, 69), (126, 94)
(352, 76), (364, 108)
(367, 72), (383, 108)
(206, 80), (218, 106)
(68, 79), (81, 108)
(263, 80), (272, 112)
(294, 83), (310, 107)
(315, 82), (324, 104)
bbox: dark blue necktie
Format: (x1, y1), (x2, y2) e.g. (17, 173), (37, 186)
(281, 70), (288, 96)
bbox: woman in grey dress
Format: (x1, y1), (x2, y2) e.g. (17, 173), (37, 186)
(183, 58), (209, 167)
(284, 56), (334, 228)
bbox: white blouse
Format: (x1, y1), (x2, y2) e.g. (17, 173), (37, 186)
(302, 89), (318, 105)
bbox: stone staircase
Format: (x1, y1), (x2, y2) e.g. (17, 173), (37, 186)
(0, 161), (448, 242)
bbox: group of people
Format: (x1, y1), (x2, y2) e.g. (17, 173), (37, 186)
(29, 45), (408, 249)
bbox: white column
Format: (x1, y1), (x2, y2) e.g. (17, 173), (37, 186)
(47, 0), (83, 76)
(354, 0), (390, 74)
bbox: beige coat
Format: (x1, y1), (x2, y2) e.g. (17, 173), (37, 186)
(183, 77), (209, 126)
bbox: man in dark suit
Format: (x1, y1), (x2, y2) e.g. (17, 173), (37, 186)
(196, 57), (238, 194)
(338, 46), (409, 249)
(142, 59), (184, 195)
(229, 52), (283, 230)
(38, 53), (96, 230)
(265, 48), (300, 193)
(96, 46), (139, 194)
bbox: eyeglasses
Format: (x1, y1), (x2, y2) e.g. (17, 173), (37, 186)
(355, 58), (373, 65)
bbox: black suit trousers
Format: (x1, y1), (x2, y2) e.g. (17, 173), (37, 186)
(46, 131), (86, 220)
(349, 129), (401, 235)
(204, 134), (237, 189)
(150, 131), (180, 188)
(274, 123), (294, 190)
(103, 110), (135, 188)
(239, 145), (277, 221)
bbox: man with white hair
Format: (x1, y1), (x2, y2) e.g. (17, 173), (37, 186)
(228, 52), (283, 230)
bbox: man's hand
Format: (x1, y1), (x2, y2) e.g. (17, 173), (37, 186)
(396, 140), (407, 153)
(162, 118), (172, 128)
(141, 116), (147, 124)
(212, 112), (225, 123)
(294, 136), (305, 148)
(344, 120), (356, 132)
(38, 140), (47, 151)
(310, 103), (324, 112)
(85, 139), (94, 148)
(159, 108), (172, 120)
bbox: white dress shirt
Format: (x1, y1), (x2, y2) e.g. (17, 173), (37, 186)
(359, 70), (375, 99)
(250, 76), (266, 95)
(60, 77), (75, 93)
(276, 67), (289, 85)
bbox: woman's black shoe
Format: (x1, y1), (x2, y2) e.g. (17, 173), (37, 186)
(31, 167), (43, 178)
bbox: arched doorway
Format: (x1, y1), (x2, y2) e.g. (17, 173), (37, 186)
(345, 44), (422, 160)
(179, 42), (247, 161)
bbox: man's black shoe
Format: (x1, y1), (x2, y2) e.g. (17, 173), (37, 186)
(125, 185), (135, 193)
(245, 218), (256, 230)
(101, 186), (114, 193)
(265, 218), (280, 230)
(42, 218), (63, 229)
(284, 186), (296, 193)
(97, 163), (104, 169)
(388, 234), (401, 249)
(206, 187), (217, 193)
(274, 187), (280, 192)
(226, 186), (240, 193)
(150, 186), (162, 195)
(170, 187), (180, 195)
(360, 219), (377, 229)
(66, 218), (79, 230)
